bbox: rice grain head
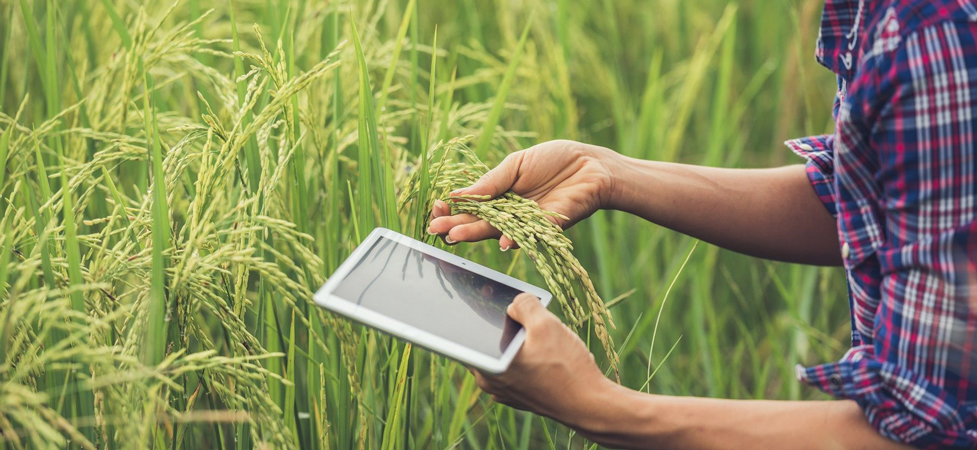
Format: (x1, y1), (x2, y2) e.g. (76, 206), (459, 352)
(400, 136), (619, 372)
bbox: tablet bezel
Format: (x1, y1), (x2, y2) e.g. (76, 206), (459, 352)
(313, 227), (552, 374)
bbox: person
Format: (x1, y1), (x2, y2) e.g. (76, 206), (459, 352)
(427, 1), (977, 448)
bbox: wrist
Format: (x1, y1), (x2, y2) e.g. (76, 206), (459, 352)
(561, 378), (662, 446)
(602, 152), (646, 213)
(558, 376), (617, 430)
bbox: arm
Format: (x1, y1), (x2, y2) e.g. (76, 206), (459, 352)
(429, 141), (841, 266)
(608, 159), (840, 266)
(566, 382), (907, 449)
(476, 295), (909, 450)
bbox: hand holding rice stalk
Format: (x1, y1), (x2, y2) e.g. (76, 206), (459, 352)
(401, 137), (619, 372)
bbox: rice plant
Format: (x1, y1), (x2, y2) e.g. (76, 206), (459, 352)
(0, 0), (850, 448)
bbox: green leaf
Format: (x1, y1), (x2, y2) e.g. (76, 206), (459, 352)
(380, 344), (412, 450)
(351, 14), (396, 232)
(98, 0), (133, 50)
(229, 0), (261, 192)
(28, 132), (55, 299)
(474, 12), (534, 160)
(143, 68), (171, 367)
(414, 27), (437, 237)
(0, 95), (27, 213)
(377, 0), (416, 113)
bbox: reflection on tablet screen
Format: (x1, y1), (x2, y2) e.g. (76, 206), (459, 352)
(332, 237), (524, 357)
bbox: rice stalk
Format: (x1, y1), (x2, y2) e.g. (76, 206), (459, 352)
(473, 13), (533, 161)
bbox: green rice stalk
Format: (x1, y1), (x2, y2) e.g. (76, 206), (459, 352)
(228, 0), (261, 192)
(98, 0), (134, 50)
(0, 222), (14, 361)
(379, 343), (412, 450)
(474, 12), (533, 160)
(0, 95), (28, 214)
(413, 27), (437, 238)
(661, 5), (736, 162)
(143, 64), (170, 369)
(17, 0), (52, 115)
(351, 16), (378, 233)
(29, 132), (55, 289)
(0, 4), (12, 108)
(436, 66), (457, 150)
(377, 0), (417, 113)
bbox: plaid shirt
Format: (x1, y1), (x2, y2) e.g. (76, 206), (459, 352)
(785, 1), (977, 448)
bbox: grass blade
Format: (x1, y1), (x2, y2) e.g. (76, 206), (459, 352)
(380, 343), (411, 450)
(18, 0), (51, 111)
(351, 13), (397, 231)
(0, 95), (27, 214)
(474, 12), (534, 160)
(0, 225), (12, 359)
(350, 15), (374, 235)
(98, 0), (132, 50)
(413, 27), (436, 237)
(0, 3), (13, 108)
(377, 0), (416, 113)
(30, 132), (55, 288)
(229, 0), (261, 192)
(143, 69), (171, 367)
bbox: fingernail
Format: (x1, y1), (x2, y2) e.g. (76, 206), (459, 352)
(427, 227), (437, 235)
(500, 245), (510, 252)
(445, 236), (457, 244)
(450, 188), (467, 196)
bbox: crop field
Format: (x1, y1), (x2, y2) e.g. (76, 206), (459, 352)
(0, 0), (850, 448)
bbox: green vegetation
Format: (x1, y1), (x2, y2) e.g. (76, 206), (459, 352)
(0, 0), (849, 448)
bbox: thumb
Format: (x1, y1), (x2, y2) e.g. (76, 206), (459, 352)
(451, 152), (522, 199)
(506, 293), (546, 328)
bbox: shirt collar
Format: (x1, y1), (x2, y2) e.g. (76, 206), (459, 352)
(816, 0), (869, 76)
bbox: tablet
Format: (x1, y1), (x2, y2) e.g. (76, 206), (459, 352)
(313, 227), (552, 374)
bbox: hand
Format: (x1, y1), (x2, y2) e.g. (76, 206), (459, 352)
(471, 293), (612, 428)
(428, 140), (622, 250)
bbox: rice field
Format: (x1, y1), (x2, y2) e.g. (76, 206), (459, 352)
(0, 0), (851, 448)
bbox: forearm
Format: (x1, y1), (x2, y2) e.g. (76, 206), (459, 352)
(566, 381), (909, 450)
(606, 157), (840, 266)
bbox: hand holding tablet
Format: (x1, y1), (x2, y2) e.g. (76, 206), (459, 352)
(313, 228), (552, 374)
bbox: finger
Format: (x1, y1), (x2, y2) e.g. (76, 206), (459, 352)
(451, 151), (523, 199)
(497, 397), (529, 411)
(431, 199), (451, 219)
(447, 221), (502, 244)
(471, 370), (491, 392)
(499, 235), (519, 251)
(491, 394), (516, 406)
(428, 214), (480, 236)
(506, 293), (548, 329)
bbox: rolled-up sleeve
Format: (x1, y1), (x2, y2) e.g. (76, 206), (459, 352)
(785, 134), (838, 218)
(798, 21), (977, 449)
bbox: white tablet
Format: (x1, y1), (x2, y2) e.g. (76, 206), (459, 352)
(313, 227), (552, 374)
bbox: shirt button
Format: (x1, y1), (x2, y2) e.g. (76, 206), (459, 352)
(829, 373), (843, 390)
(841, 242), (850, 260)
(797, 143), (814, 151)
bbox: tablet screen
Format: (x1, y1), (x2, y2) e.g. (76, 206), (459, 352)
(331, 236), (524, 358)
